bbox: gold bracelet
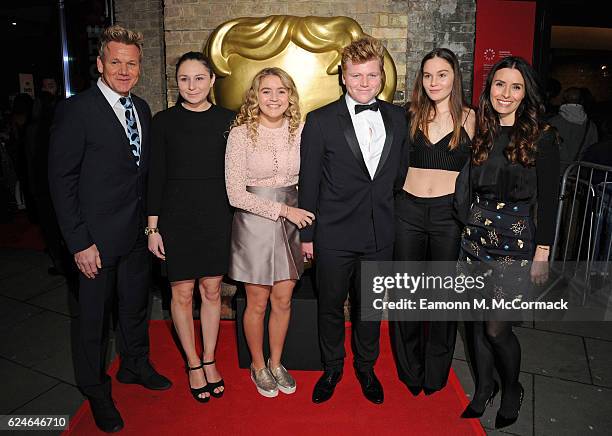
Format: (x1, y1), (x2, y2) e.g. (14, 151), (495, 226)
(536, 245), (550, 251)
(144, 227), (159, 236)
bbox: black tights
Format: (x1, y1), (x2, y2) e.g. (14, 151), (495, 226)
(466, 321), (522, 415)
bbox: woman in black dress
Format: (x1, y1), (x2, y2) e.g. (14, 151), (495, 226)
(393, 48), (475, 397)
(459, 57), (559, 428)
(147, 52), (234, 402)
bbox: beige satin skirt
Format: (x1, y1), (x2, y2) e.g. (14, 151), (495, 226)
(228, 185), (303, 285)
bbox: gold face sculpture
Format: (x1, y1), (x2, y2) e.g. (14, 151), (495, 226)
(205, 15), (397, 116)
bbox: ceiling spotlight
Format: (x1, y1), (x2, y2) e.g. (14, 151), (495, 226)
(601, 65), (608, 70)
(11, 22), (17, 26)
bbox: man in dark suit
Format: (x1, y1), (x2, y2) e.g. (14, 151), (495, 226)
(49, 25), (170, 433)
(299, 37), (407, 404)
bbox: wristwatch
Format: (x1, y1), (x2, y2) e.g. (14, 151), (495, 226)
(144, 227), (159, 236)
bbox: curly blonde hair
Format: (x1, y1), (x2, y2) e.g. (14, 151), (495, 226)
(231, 67), (301, 144)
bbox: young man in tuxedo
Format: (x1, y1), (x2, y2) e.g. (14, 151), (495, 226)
(48, 25), (171, 433)
(299, 37), (407, 404)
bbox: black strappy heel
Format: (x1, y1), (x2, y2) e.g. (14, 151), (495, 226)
(203, 360), (225, 398)
(186, 362), (209, 403)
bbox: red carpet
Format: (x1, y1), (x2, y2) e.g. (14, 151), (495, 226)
(65, 321), (484, 436)
(0, 211), (45, 250)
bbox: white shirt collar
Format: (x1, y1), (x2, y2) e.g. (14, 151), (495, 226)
(345, 93), (376, 116)
(97, 77), (130, 108)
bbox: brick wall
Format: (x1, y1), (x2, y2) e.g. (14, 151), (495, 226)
(162, 0), (410, 106)
(114, 0), (167, 114)
(406, 0), (477, 103)
(114, 0), (477, 109)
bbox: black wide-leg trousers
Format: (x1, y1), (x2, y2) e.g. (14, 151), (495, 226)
(390, 191), (461, 391)
(316, 243), (393, 372)
(74, 233), (151, 398)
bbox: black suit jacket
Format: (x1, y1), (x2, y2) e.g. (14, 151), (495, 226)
(298, 96), (408, 251)
(48, 85), (151, 257)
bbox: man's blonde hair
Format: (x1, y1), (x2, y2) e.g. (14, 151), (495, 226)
(341, 37), (386, 94)
(341, 37), (384, 71)
(98, 25), (144, 60)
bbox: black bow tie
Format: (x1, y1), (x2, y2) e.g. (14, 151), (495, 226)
(354, 102), (379, 114)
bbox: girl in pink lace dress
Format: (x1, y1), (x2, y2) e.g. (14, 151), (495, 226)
(225, 67), (314, 398)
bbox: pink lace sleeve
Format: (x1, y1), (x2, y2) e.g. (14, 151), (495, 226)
(225, 127), (283, 221)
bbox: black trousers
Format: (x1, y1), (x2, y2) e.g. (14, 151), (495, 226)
(74, 232), (151, 398)
(390, 191), (460, 391)
(316, 243), (393, 371)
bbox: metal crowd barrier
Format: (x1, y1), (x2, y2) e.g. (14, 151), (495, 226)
(540, 161), (612, 304)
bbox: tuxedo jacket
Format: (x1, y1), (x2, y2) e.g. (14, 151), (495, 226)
(298, 96), (408, 252)
(48, 85), (151, 257)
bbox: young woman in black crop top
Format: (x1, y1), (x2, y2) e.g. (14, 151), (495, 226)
(458, 57), (559, 428)
(392, 48), (475, 397)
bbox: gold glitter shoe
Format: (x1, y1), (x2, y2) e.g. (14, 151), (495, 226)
(250, 364), (278, 398)
(267, 359), (296, 394)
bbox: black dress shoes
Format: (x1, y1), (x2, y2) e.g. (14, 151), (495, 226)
(88, 396), (124, 433)
(312, 369), (343, 403)
(116, 361), (172, 390)
(355, 368), (384, 404)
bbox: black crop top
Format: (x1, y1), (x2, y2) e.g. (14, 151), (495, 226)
(409, 128), (471, 172)
(471, 126), (560, 245)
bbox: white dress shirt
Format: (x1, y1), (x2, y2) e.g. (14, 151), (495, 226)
(345, 93), (386, 179)
(97, 78), (143, 156)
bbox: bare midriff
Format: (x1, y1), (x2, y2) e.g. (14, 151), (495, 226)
(403, 167), (460, 198)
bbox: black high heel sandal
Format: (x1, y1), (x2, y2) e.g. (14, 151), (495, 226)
(461, 381), (500, 418)
(186, 362), (209, 403)
(495, 383), (524, 429)
(203, 360), (225, 398)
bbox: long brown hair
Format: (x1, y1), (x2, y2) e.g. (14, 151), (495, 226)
(473, 56), (552, 167)
(408, 48), (466, 149)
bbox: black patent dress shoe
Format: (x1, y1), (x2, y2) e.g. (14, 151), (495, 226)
(116, 361), (172, 390)
(88, 396), (124, 433)
(312, 369), (343, 403)
(355, 368), (384, 404)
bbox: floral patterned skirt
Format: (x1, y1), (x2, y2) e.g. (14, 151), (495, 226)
(458, 196), (535, 302)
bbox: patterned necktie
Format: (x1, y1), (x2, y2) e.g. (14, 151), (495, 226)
(119, 96), (141, 165)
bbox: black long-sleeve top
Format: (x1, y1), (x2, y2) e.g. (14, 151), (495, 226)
(147, 103), (235, 215)
(472, 126), (560, 245)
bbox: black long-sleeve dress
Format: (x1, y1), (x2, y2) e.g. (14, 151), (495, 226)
(148, 103), (235, 281)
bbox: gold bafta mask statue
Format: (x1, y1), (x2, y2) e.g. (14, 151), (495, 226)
(205, 15), (397, 116)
